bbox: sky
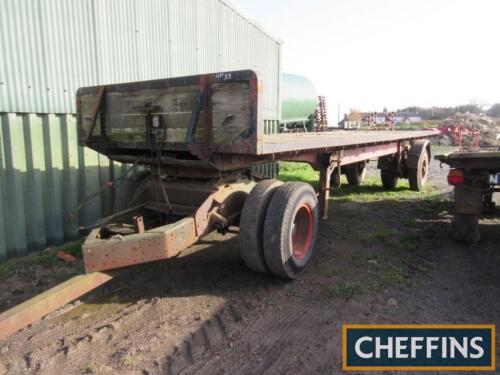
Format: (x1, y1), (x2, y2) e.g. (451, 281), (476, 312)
(234, 0), (500, 121)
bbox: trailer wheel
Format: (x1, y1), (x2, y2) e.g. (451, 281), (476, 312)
(408, 150), (429, 191)
(114, 172), (150, 212)
(239, 179), (283, 273)
(330, 167), (341, 189)
(263, 182), (319, 279)
(381, 169), (398, 189)
(452, 214), (480, 243)
(345, 161), (367, 186)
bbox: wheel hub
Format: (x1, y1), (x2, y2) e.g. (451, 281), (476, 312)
(291, 204), (314, 259)
(421, 158), (428, 178)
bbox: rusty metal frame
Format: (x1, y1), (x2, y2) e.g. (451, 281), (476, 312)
(0, 272), (114, 341)
(83, 179), (255, 272)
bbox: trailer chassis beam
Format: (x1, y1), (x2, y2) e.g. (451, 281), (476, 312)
(83, 178), (255, 272)
(0, 272), (114, 341)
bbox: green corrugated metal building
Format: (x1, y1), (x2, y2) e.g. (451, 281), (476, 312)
(0, 0), (282, 260)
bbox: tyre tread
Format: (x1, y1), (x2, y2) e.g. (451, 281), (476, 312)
(239, 179), (283, 273)
(263, 182), (318, 279)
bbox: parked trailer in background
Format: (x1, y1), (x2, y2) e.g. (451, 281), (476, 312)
(436, 148), (500, 243)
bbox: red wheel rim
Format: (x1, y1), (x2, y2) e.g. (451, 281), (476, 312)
(291, 204), (314, 260)
(421, 158), (428, 179)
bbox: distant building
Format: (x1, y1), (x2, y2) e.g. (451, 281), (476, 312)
(360, 111), (422, 125)
(393, 112), (423, 124)
(340, 110), (423, 128)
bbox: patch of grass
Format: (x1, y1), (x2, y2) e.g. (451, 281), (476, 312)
(361, 230), (394, 244)
(399, 234), (425, 252)
(321, 266), (409, 300)
(351, 251), (376, 268)
(321, 282), (366, 299)
(380, 266), (407, 285)
(0, 239), (84, 280)
(122, 354), (137, 367)
(410, 198), (451, 215)
(63, 240), (84, 258)
(84, 362), (97, 374)
(402, 217), (417, 227)
(278, 162), (444, 205)
(335, 178), (442, 203)
(278, 162), (319, 188)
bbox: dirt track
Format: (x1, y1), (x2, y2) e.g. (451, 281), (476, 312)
(1, 145), (499, 374)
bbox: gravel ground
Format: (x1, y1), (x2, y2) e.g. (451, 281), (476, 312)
(0, 144), (499, 375)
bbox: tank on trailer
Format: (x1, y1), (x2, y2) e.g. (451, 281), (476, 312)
(280, 73), (318, 131)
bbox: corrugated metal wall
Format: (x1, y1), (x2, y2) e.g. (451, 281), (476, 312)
(0, 113), (140, 260)
(0, 0), (281, 260)
(0, 0), (282, 119)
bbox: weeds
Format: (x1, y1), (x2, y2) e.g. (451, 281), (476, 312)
(321, 282), (365, 299)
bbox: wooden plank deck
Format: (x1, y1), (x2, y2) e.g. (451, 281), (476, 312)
(260, 130), (438, 154)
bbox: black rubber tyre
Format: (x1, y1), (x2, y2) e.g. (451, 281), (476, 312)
(113, 171), (151, 212)
(345, 162), (367, 186)
(409, 151), (429, 191)
(239, 179), (283, 273)
(330, 167), (341, 189)
(452, 214), (480, 243)
(381, 169), (398, 189)
(263, 182), (319, 279)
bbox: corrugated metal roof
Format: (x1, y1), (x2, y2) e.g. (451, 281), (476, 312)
(0, 0), (282, 119)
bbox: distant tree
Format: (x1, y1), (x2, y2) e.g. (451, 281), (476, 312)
(486, 103), (500, 118)
(455, 103), (482, 114)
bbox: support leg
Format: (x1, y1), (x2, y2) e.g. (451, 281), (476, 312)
(319, 167), (331, 220)
(318, 155), (336, 220)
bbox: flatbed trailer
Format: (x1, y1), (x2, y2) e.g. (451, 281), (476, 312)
(77, 70), (437, 277)
(436, 148), (500, 243)
(0, 70), (438, 340)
